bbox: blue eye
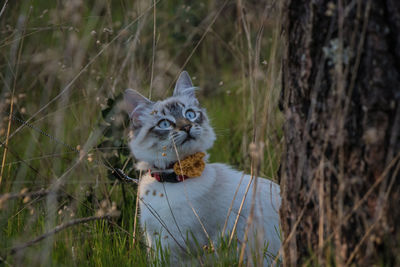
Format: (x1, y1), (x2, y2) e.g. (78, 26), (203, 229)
(185, 110), (196, 120)
(158, 119), (171, 129)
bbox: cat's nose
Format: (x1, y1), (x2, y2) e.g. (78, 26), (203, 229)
(181, 124), (192, 133)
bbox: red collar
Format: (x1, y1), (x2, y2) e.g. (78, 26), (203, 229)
(149, 169), (188, 183)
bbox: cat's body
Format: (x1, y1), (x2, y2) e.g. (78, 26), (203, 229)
(123, 71), (281, 265)
(139, 163), (281, 262)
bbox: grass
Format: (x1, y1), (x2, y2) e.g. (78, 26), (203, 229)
(0, 0), (282, 266)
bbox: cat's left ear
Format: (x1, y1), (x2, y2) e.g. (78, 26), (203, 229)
(173, 71), (197, 98)
(123, 89), (153, 125)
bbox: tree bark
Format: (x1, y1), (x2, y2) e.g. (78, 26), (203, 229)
(280, 0), (400, 265)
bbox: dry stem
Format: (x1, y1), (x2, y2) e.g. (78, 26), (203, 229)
(8, 212), (120, 255)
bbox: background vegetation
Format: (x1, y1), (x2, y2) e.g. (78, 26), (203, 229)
(0, 0), (281, 266)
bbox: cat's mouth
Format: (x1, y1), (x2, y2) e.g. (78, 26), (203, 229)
(181, 135), (195, 144)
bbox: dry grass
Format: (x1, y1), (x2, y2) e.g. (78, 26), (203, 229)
(0, 0), (282, 266)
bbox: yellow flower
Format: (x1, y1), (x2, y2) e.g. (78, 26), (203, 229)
(173, 152), (206, 178)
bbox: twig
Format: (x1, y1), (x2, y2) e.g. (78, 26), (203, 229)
(0, 189), (64, 208)
(228, 172), (254, 246)
(112, 168), (139, 185)
(139, 197), (187, 252)
(170, 138), (208, 257)
(6, 0), (160, 142)
(148, 0), (157, 100)
(167, 0), (229, 93)
(132, 170), (141, 247)
(0, 0), (9, 19)
(8, 212), (120, 255)
(222, 171), (245, 235)
(0, 254), (12, 267)
(0, 83), (14, 187)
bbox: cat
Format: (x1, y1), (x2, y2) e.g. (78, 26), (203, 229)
(123, 71), (281, 265)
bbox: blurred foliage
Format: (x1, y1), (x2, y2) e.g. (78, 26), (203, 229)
(97, 94), (136, 181)
(0, 0), (281, 265)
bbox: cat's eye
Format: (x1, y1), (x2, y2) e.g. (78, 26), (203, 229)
(185, 109), (197, 121)
(158, 119), (172, 129)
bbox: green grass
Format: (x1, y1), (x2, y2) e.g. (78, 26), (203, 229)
(0, 0), (282, 266)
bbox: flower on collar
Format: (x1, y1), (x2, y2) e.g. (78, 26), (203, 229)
(173, 152), (206, 178)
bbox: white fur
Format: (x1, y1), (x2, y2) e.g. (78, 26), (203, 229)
(124, 71), (281, 265)
(128, 94), (216, 170)
(138, 163), (281, 265)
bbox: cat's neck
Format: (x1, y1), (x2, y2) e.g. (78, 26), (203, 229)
(135, 161), (174, 172)
(135, 152), (209, 173)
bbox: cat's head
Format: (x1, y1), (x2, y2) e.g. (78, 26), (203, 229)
(123, 71), (216, 169)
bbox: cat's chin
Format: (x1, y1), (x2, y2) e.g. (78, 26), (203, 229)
(178, 140), (199, 151)
(180, 136), (195, 145)
(134, 147), (205, 170)
(176, 143), (209, 158)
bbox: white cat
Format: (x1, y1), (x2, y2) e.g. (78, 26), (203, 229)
(123, 71), (281, 265)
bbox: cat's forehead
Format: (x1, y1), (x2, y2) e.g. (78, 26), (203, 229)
(153, 96), (197, 116)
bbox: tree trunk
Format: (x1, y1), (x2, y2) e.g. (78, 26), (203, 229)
(280, 0), (400, 265)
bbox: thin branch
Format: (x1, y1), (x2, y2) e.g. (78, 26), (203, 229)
(0, 189), (63, 207)
(8, 212), (120, 255)
(148, 0), (157, 100)
(112, 168), (139, 185)
(167, 0), (229, 93)
(222, 171), (245, 235)
(6, 0), (160, 142)
(0, 0), (9, 19)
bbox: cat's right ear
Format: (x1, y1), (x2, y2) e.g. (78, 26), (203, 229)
(123, 89), (153, 125)
(173, 71), (196, 98)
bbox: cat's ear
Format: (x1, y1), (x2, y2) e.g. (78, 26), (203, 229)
(173, 71), (196, 98)
(123, 89), (153, 124)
